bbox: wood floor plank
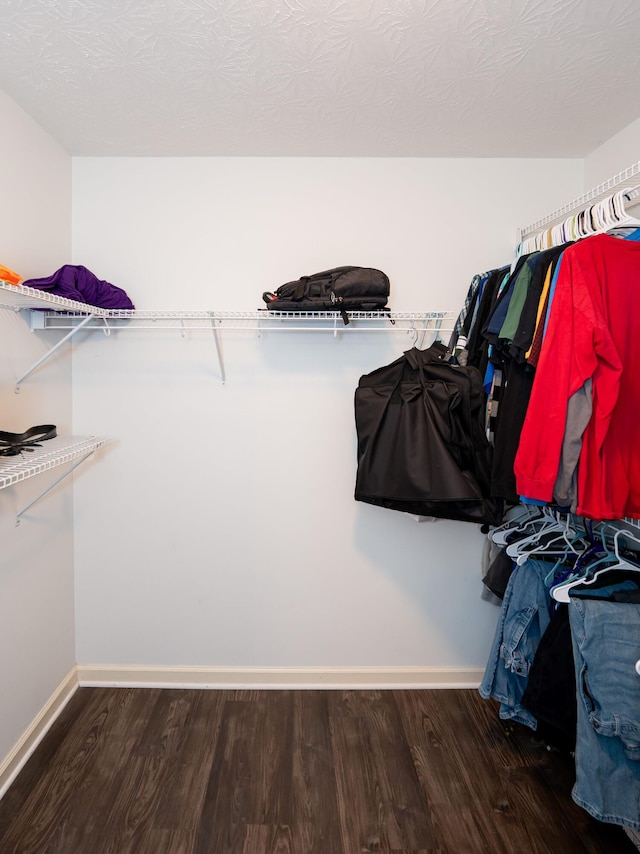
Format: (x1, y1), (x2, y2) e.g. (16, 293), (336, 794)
(152, 689), (226, 835)
(290, 690), (343, 854)
(192, 698), (264, 854)
(254, 691), (295, 827)
(409, 742), (497, 853)
(135, 827), (196, 854)
(362, 691), (440, 851)
(242, 824), (295, 854)
(328, 692), (392, 853)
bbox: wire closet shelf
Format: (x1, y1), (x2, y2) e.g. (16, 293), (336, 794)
(0, 280), (456, 385)
(517, 159), (640, 252)
(28, 308), (457, 335)
(0, 281), (455, 335)
(0, 435), (111, 523)
(0, 436), (109, 490)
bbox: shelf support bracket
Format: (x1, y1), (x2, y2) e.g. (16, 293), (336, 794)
(16, 450), (96, 525)
(208, 313), (226, 384)
(17, 313), (96, 391)
(418, 316), (443, 350)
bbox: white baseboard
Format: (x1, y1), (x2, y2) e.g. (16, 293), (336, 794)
(77, 664), (484, 690)
(0, 666), (78, 801)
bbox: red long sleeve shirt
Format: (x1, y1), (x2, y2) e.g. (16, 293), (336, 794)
(514, 233), (640, 519)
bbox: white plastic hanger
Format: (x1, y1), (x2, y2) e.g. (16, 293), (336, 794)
(517, 186), (640, 257)
(501, 507), (557, 550)
(550, 548), (612, 603)
(551, 526), (640, 602)
(594, 197), (615, 231)
(511, 513), (582, 567)
(489, 505), (543, 546)
(608, 527), (640, 568)
(610, 188), (640, 228)
(505, 508), (565, 560)
(551, 223), (564, 247)
(574, 208), (589, 239)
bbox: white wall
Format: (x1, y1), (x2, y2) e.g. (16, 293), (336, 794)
(0, 89), (73, 771)
(71, 157), (582, 672)
(585, 116), (640, 188)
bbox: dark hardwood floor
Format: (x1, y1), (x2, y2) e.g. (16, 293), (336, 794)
(0, 687), (635, 853)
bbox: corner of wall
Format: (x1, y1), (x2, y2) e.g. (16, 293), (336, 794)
(583, 116), (640, 190)
(0, 84), (75, 792)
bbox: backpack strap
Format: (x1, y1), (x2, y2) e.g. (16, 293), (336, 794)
(293, 276), (309, 301)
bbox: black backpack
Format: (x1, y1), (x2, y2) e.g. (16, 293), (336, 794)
(262, 266), (390, 323)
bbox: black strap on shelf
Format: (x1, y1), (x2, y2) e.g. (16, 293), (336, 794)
(0, 425), (57, 456)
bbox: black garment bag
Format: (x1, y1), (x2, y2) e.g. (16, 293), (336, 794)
(354, 343), (502, 525)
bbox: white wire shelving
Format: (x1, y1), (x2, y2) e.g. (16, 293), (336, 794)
(29, 308), (455, 331)
(518, 159), (640, 242)
(0, 435), (110, 523)
(0, 280), (112, 315)
(0, 281), (456, 385)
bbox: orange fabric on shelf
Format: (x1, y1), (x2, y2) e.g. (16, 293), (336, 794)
(0, 265), (23, 286)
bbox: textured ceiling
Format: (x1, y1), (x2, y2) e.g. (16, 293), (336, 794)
(0, 0), (639, 157)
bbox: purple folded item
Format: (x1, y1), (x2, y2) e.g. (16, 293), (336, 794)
(22, 265), (135, 310)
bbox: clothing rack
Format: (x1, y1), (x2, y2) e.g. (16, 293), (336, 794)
(517, 159), (640, 253)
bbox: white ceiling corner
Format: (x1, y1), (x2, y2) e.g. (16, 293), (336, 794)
(0, 0), (639, 157)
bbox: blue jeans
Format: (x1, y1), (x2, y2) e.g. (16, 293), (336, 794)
(479, 559), (554, 729)
(569, 596), (640, 828)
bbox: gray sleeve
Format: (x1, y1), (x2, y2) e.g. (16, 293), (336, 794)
(553, 378), (592, 508)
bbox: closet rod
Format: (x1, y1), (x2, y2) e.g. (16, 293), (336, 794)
(519, 159), (640, 240)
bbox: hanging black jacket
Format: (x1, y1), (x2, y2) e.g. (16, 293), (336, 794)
(354, 343), (503, 525)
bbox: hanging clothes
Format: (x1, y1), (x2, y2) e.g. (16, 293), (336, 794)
(448, 272), (483, 356)
(489, 358), (535, 502)
(511, 245), (568, 364)
(473, 177), (640, 834)
(463, 266), (510, 378)
(478, 557), (555, 729)
(458, 246), (571, 503)
(569, 593), (640, 829)
(514, 234), (640, 519)
(520, 604), (576, 754)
